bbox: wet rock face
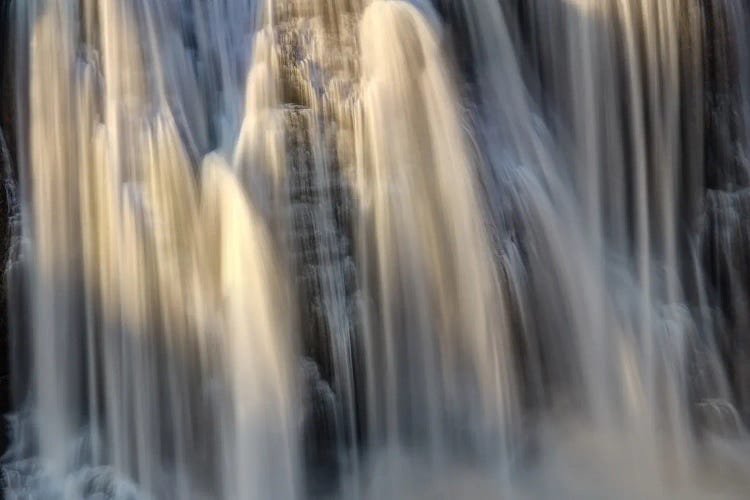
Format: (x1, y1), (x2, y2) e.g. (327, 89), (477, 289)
(0, 0), (16, 460)
(273, 4), (362, 495)
(700, 2), (750, 422)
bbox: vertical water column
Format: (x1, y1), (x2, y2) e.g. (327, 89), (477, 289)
(440, 2), (741, 489)
(9, 0), (302, 498)
(354, 0), (517, 467)
(26, 1), (84, 477)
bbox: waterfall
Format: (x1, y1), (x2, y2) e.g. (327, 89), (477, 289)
(3, 0), (750, 498)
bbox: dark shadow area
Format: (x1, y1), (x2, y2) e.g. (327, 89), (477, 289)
(0, 0), (16, 461)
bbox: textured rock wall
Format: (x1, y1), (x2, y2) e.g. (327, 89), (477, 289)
(0, 0), (15, 459)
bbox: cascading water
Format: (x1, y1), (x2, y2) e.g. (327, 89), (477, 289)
(2, 0), (750, 498)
